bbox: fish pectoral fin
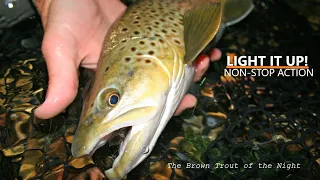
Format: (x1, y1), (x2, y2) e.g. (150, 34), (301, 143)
(183, 2), (222, 64)
(223, 0), (254, 26)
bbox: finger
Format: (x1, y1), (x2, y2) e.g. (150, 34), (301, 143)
(193, 55), (210, 82)
(35, 25), (79, 119)
(210, 48), (222, 62)
(33, 0), (52, 26)
(174, 94), (197, 116)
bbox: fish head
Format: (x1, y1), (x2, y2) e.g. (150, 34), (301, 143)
(71, 37), (172, 161)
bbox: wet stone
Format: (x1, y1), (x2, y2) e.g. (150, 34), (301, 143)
(2, 144), (25, 156)
(0, 85), (7, 97)
(5, 111), (31, 146)
(64, 167), (105, 180)
(26, 137), (46, 150)
(44, 137), (68, 168)
(12, 156), (23, 163)
(15, 77), (32, 87)
(206, 115), (222, 127)
(68, 155), (95, 169)
(64, 124), (77, 144)
(19, 150), (45, 179)
(0, 105), (7, 127)
(10, 102), (35, 112)
(43, 167), (64, 180)
(11, 95), (32, 103)
(208, 125), (225, 141)
(21, 37), (41, 49)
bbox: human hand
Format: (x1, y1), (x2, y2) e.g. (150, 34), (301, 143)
(33, 0), (221, 119)
(33, 0), (126, 119)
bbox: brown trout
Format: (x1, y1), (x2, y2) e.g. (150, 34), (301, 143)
(71, 0), (253, 179)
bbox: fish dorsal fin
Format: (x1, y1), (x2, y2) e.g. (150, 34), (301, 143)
(183, 2), (222, 64)
(223, 0), (254, 27)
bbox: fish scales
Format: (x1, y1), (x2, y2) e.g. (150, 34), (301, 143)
(71, 0), (254, 179)
(100, 0), (193, 86)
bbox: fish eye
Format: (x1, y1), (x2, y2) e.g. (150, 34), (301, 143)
(107, 92), (120, 106)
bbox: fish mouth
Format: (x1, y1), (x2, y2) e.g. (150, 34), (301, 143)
(72, 105), (159, 158)
(88, 126), (131, 157)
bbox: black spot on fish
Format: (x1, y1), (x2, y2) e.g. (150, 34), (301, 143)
(145, 59), (151, 63)
(148, 51), (154, 55)
(151, 42), (156, 46)
(174, 39), (181, 44)
(162, 29), (167, 34)
(105, 67), (109, 72)
(140, 41), (145, 45)
(131, 47), (136, 52)
(125, 57), (131, 62)
(134, 31), (140, 35)
(122, 28), (128, 32)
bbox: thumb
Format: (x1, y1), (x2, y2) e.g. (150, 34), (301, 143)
(35, 26), (79, 119)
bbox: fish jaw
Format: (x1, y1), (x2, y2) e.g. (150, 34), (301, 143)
(104, 113), (163, 180)
(71, 100), (163, 158)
